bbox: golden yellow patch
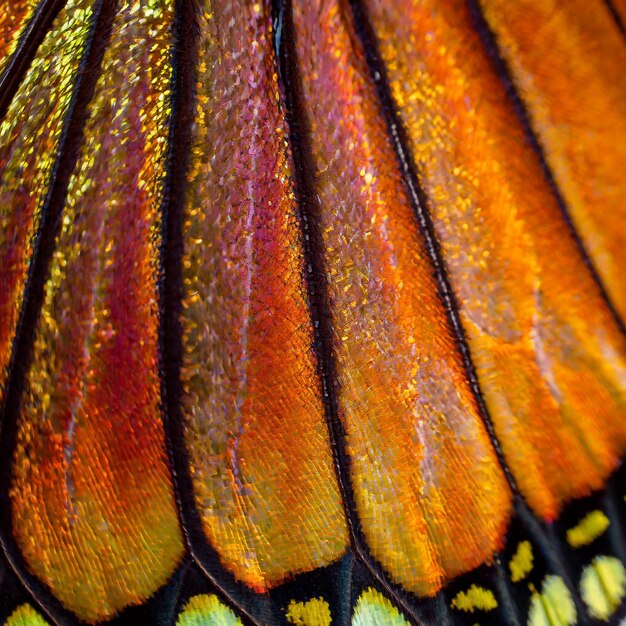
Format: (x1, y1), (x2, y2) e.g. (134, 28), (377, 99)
(176, 594), (242, 626)
(509, 540), (534, 582)
(528, 576), (576, 626)
(580, 556), (626, 620)
(567, 511), (610, 548)
(286, 598), (332, 626)
(352, 589), (409, 626)
(5, 605), (50, 626)
(451, 585), (498, 612)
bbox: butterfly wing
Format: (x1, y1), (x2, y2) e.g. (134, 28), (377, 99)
(0, 0), (625, 625)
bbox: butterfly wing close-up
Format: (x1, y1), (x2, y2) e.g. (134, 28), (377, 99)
(1, 0), (626, 624)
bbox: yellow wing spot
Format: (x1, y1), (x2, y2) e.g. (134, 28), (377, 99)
(4, 605), (50, 626)
(528, 576), (576, 626)
(451, 585), (498, 612)
(580, 556), (626, 620)
(567, 511), (610, 548)
(509, 540), (534, 582)
(286, 598), (332, 626)
(176, 594), (243, 626)
(352, 588), (409, 626)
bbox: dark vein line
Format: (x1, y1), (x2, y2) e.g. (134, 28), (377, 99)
(604, 0), (626, 40)
(603, 478), (626, 563)
(432, 593), (453, 626)
(273, 1), (432, 623)
(348, 1), (592, 621)
(0, 1), (119, 624)
(492, 559), (523, 626)
(336, 554), (354, 626)
(152, 558), (189, 626)
(517, 503), (589, 623)
(467, 0), (626, 336)
(156, 3), (268, 624)
(0, 0), (68, 123)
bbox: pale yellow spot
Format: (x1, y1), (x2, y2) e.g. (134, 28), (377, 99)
(5, 605), (50, 626)
(528, 576), (576, 626)
(176, 595), (242, 626)
(286, 598), (331, 626)
(509, 540), (533, 582)
(352, 588), (409, 626)
(567, 511), (610, 548)
(580, 556), (626, 620)
(451, 585), (497, 612)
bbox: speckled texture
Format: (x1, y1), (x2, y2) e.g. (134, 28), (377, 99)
(479, 0), (626, 322)
(365, 0), (626, 520)
(176, 595), (243, 626)
(10, 1), (183, 621)
(0, 0), (93, 403)
(0, 0), (625, 623)
(179, 0), (347, 591)
(0, 0), (39, 75)
(291, 0), (510, 596)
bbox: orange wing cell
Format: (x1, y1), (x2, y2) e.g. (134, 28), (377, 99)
(478, 0), (626, 322)
(10, 3), (183, 622)
(179, 0), (348, 591)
